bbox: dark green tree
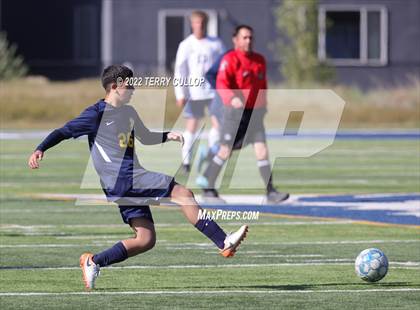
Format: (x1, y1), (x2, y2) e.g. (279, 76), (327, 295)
(0, 32), (28, 80)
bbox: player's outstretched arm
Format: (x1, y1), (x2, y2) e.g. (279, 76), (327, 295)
(28, 104), (98, 169)
(28, 128), (72, 169)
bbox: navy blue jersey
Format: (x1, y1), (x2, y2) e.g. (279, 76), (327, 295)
(37, 100), (169, 201)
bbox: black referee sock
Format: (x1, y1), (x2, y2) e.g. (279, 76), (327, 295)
(257, 159), (275, 193)
(203, 155), (225, 188)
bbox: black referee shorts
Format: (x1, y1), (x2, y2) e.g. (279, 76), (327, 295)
(220, 106), (267, 150)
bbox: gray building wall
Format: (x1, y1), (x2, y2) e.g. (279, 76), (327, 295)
(109, 0), (420, 89)
(110, 0), (281, 76)
(320, 0), (420, 88)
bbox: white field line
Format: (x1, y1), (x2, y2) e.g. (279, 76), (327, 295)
(22, 192), (420, 206)
(0, 242), (417, 266)
(0, 224), (126, 229)
(1, 288), (420, 297)
(0, 221), (359, 237)
(0, 221), (355, 230)
(247, 255), (324, 258)
(242, 256), (354, 263)
(208, 252), (325, 257)
(0, 243), (117, 248)
(1, 262), (419, 271)
(252, 239), (420, 245)
(1, 263), (349, 271)
(294, 259), (351, 262)
(165, 240), (420, 249)
(2, 239), (420, 249)
(0, 209), (110, 213)
(0, 232), (118, 237)
(0, 221), (356, 229)
(54, 236), (144, 243)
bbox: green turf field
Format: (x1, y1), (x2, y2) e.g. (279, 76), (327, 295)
(1, 137), (420, 195)
(1, 138), (419, 309)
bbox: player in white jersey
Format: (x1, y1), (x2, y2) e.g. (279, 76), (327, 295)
(174, 11), (225, 174)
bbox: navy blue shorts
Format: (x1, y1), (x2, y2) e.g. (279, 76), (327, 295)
(118, 205), (154, 225)
(116, 178), (177, 226)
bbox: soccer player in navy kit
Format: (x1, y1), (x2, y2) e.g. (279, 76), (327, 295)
(28, 65), (248, 289)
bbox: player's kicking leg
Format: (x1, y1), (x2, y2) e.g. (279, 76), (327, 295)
(80, 216), (155, 289)
(170, 184), (248, 257)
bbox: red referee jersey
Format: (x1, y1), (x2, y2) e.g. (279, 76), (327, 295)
(216, 49), (267, 109)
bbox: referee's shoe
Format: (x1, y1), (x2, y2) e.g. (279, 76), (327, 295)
(266, 189), (289, 204)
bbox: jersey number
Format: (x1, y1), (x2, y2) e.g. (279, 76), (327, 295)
(118, 132), (134, 148)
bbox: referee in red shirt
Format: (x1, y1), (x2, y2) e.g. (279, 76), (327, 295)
(198, 25), (289, 204)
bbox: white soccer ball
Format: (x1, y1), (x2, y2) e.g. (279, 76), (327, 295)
(355, 248), (389, 282)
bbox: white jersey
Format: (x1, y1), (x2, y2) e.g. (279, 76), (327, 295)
(174, 34), (225, 101)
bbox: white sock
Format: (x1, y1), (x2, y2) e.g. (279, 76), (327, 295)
(182, 131), (194, 165)
(208, 127), (220, 149)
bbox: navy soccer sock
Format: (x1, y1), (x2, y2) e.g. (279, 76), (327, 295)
(92, 241), (128, 267)
(195, 218), (227, 249)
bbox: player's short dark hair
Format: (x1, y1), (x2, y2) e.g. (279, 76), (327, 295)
(101, 65), (133, 91)
(233, 25), (253, 37)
